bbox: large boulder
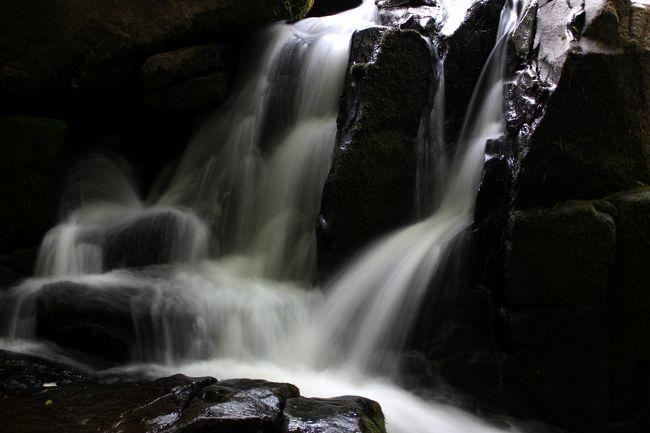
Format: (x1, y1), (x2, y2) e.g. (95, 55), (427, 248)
(318, 27), (433, 272)
(0, 116), (69, 253)
(0, 0), (314, 109)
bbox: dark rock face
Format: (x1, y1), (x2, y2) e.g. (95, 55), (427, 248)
(141, 44), (231, 112)
(442, 0), (505, 148)
(604, 188), (650, 424)
(505, 201), (615, 308)
(318, 27), (433, 272)
(0, 0), (314, 110)
(473, 1), (650, 430)
(501, 202), (615, 427)
(0, 117), (69, 253)
(0, 351), (386, 433)
(513, 51), (650, 208)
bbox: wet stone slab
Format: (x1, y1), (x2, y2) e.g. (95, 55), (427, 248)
(0, 351), (386, 433)
(285, 395), (386, 433)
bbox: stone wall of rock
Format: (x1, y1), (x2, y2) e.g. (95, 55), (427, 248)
(452, 1), (650, 431)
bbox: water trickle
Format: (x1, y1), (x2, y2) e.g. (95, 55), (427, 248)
(1, 1), (531, 432)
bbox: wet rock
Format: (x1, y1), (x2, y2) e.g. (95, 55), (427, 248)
(0, 350), (388, 433)
(0, 371), (217, 433)
(505, 201), (615, 307)
(176, 379), (299, 432)
(442, 0), (505, 147)
(0, 350), (89, 397)
(508, 0), (650, 208)
(285, 395), (385, 433)
(0, 0), (314, 109)
(101, 208), (209, 271)
(513, 50), (650, 208)
(318, 27), (432, 272)
(0, 117), (69, 253)
(141, 44), (231, 112)
(604, 188), (650, 419)
(37, 208), (208, 275)
(308, 0), (362, 17)
(31, 277), (195, 363)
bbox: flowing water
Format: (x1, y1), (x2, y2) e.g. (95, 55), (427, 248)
(1, 1), (531, 432)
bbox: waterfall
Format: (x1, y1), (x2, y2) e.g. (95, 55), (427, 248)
(293, 0), (528, 373)
(0, 1), (531, 432)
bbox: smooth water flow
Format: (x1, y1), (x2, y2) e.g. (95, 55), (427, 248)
(1, 1), (531, 432)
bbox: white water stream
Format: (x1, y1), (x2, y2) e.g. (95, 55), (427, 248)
(1, 1), (531, 432)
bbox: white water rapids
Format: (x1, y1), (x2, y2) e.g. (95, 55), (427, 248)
(1, 1), (531, 432)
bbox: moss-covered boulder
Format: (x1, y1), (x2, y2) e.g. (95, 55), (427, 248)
(505, 201), (616, 307)
(604, 187), (650, 421)
(0, 116), (69, 253)
(318, 27), (432, 272)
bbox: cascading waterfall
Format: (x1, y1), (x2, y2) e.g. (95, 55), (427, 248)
(0, 1), (531, 432)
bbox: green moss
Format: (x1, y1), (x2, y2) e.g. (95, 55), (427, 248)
(283, 0), (314, 22)
(359, 399), (386, 433)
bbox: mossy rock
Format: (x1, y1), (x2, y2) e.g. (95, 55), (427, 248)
(319, 27), (432, 272)
(0, 116), (69, 252)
